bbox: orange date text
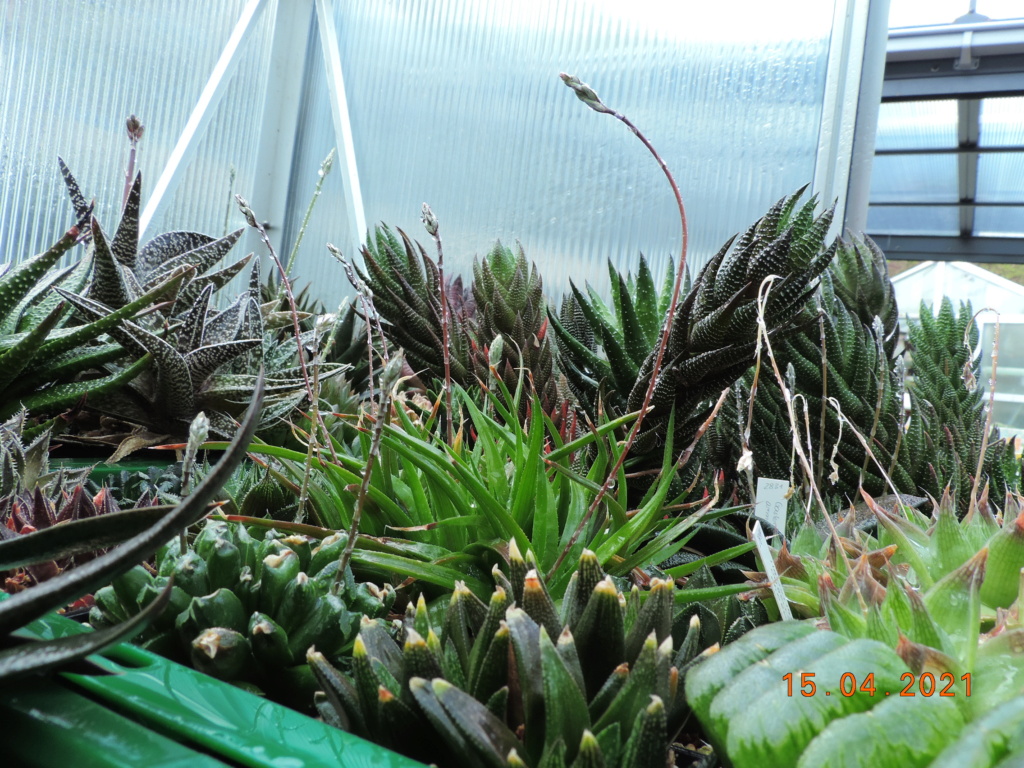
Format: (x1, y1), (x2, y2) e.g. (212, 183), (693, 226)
(782, 672), (971, 697)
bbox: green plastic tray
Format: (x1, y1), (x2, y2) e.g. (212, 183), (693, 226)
(5, 605), (426, 767)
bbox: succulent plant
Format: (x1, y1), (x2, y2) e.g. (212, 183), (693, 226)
(88, 518), (394, 706)
(62, 258), (342, 444)
(687, 489), (1024, 767)
(58, 157), (252, 328)
(1, 485), (124, 594)
(0, 218), (183, 431)
(745, 259), (916, 504)
(905, 298), (1019, 514)
(550, 255), (674, 421)
(772, 488), (1024, 620)
(0, 378), (263, 683)
(472, 241), (559, 416)
(552, 189), (837, 490)
(357, 225), (483, 390)
(310, 546), (703, 768)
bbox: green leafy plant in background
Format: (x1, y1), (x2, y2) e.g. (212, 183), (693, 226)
(220, 380), (760, 606)
(550, 255), (674, 422)
(87, 518), (393, 708)
(906, 297), (1019, 514)
(311, 547), (705, 768)
(0, 375), (263, 683)
(53, 126), (334, 449)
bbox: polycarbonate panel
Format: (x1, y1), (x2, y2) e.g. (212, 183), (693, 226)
(147, 4), (278, 247)
(284, 0), (841, 305)
(980, 96), (1024, 147)
(866, 205), (960, 235)
(869, 154), (959, 202)
(0, 0), (270, 267)
(975, 206), (1024, 236)
(875, 101), (958, 151)
(977, 154), (1024, 203)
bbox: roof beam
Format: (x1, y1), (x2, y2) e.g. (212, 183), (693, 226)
(867, 234), (1024, 263)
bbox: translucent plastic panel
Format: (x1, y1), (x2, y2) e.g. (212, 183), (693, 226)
(980, 321), (1024, 434)
(284, 0), (840, 305)
(146, 8), (277, 243)
(975, 206), (1024, 236)
(875, 101), (957, 151)
(869, 154), (959, 202)
(866, 205), (960, 235)
(980, 96), (1024, 147)
(977, 154), (1024, 203)
(0, 0), (272, 267)
(889, 0), (1024, 28)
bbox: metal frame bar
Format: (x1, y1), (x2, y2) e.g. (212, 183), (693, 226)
(314, 0), (366, 252)
(248, 0), (316, 257)
(866, 234), (1024, 263)
(139, 0), (272, 238)
(957, 99), (980, 236)
(876, 145), (1024, 155)
(843, 0), (891, 234)
(812, 0), (880, 235)
(871, 201), (1024, 207)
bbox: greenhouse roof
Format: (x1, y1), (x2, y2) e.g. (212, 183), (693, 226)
(867, 1), (1024, 264)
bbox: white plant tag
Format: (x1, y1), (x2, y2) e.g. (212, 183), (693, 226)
(755, 476), (789, 535)
(752, 520), (793, 621)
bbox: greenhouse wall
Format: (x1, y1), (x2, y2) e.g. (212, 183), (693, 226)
(2, 0), (875, 307)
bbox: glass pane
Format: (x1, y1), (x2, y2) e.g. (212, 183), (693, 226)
(866, 205), (960, 235)
(980, 96), (1024, 147)
(976, 154), (1024, 203)
(284, 0), (843, 305)
(980, 321), (1024, 436)
(890, 0), (1024, 28)
(0, 0), (274, 267)
(869, 154), (959, 202)
(975, 206), (1024, 236)
(875, 101), (957, 151)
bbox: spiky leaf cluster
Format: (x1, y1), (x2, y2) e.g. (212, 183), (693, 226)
(829, 236), (899, 359)
(906, 298), (1018, 513)
(1, 486), (123, 592)
(59, 159), (252, 325)
(63, 259), (340, 440)
(88, 519), (393, 704)
(311, 545), (701, 768)
(357, 226), (483, 387)
(550, 255), (674, 419)
(0, 217), (176, 428)
(627, 189), (836, 472)
(473, 242), (559, 415)
(747, 261), (916, 503)
(52, 156), (330, 442)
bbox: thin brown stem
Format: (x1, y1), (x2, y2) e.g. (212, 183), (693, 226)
(422, 203), (454, 447)
(548, 75), (689, 581)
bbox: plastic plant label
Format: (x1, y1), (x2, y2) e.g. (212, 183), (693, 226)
(752, 520), (793, 621)
(755, 477), (789, 534)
